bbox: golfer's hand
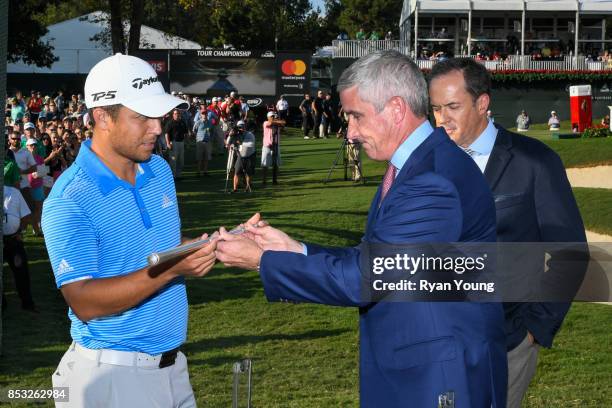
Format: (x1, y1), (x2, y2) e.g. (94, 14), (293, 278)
(166, 233), (217, 278)
(216, 227), (263, 270)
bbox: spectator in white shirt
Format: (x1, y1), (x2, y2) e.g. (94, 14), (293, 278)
(548, 111), (560, 130)
(276, 95), (289, 121)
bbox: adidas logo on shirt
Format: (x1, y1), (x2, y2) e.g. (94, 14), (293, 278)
(57, 259), (74, 274)
(161, 194), (174, 209)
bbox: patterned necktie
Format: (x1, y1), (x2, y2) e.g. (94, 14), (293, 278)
(461, 146), (475, 156)
(379, 163), (397, 206)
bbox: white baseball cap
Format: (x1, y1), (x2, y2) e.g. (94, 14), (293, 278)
(26, 138), (37, 146)
(24, 122), (35, 130)
(267, 111), (275, 117)
(230, 91), (236, 97)
(85, 53), (188, 118)
(237, 120), (245, 128)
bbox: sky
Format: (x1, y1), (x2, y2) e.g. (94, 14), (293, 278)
(311, 0), (327, 14)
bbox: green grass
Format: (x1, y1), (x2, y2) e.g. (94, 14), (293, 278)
(1, 128), (611, 407)
(508, 120), (612, 168)
(573, 188), (612, 236)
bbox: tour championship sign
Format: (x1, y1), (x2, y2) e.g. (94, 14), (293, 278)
(276, 52), (312, 106)
(134, 49), (312, 105)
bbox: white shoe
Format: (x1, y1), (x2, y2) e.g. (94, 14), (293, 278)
(304, 136), (310, 139)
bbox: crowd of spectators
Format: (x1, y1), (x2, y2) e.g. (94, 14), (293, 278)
(336, 28), (393, 42)
(5, 88), (291, 206)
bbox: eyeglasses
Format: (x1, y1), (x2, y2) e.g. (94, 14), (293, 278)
(10, 138), (20, 141)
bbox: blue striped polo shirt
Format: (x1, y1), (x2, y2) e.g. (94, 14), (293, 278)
(42, 140), (186, 355)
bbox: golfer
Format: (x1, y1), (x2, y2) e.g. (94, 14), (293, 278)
(42, 54), (216, 407)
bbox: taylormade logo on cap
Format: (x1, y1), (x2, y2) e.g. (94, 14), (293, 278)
(85, 53), (188, 118)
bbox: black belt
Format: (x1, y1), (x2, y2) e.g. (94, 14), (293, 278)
(159, 347), (180, 368)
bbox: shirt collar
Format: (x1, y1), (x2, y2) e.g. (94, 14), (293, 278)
(75, 139), (155, 195)
(467, 120), (497, 156)
(390, 120), (433, 172)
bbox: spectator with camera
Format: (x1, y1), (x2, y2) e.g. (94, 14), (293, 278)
(43, 132), (66, 181)
(232, 120), (256, 193)
(261, 111), (285, 186)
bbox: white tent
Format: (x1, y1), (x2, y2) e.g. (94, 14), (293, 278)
(8, 11), (201, 74)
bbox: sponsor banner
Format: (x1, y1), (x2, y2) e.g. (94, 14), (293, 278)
(276, 52), (311, 106)
(169, 49), (276, 98)
(171, 50), (275, 59)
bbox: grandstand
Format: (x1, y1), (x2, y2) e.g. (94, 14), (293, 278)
(333, 0), (612, 72)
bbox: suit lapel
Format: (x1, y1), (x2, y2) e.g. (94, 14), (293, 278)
(365, 128), (445, 234)
(484, 126), (513, 191)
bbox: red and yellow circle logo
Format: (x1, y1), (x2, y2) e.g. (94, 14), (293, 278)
(281, 59), (306, 76)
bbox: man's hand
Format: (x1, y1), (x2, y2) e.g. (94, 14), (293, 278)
(216, 227), (264, 270)
(162, 233), (218, 279)
(235, 213), (303, 254)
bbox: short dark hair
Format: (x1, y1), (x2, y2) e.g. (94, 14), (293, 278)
(87, 104), (122, 128)
(429, 58), (491, 102)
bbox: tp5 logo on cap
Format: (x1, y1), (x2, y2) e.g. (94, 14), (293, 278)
(84, 53), (189, 118)
(91, 91), (117, 102)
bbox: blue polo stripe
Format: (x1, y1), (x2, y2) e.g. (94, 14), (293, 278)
(42, 140), (186, 355)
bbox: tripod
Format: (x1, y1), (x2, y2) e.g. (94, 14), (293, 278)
(323, 138), (365, 184)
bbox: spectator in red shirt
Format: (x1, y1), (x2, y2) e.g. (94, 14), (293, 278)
(27, 91), (43, 122)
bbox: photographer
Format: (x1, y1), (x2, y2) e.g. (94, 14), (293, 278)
(232, 120), (255, 193)
(261, 111), (285, 185)
(45, 131), (68, 179)
(338, 108), (361, 182)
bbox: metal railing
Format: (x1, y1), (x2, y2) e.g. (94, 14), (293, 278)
(332, 40), (410, 58)
(332, 40), (612, 71)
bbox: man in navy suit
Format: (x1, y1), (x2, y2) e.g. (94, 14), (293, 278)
(217, 50), (507, 407)
(429, 58), (586, 408)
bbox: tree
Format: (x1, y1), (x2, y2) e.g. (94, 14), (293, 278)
(338, 0), (401, 39)
(108, 0), (126, 54)
(7, 0), (57, 67)
(128, 0), (145, 54)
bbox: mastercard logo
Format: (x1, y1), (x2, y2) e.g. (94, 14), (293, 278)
(281, 59), (307, 76)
